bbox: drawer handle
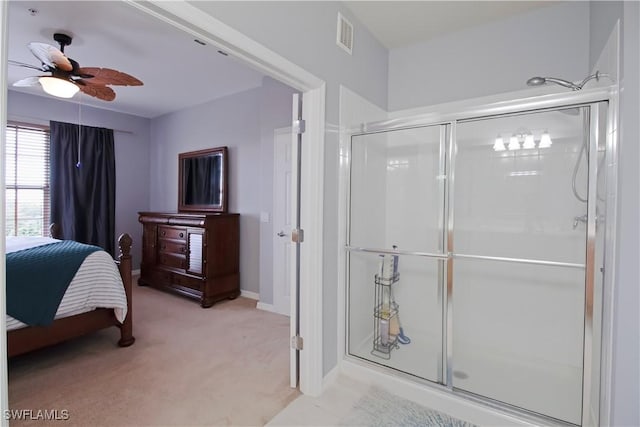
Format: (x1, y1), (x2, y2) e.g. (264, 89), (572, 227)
(180, 247), (185, 253)
(161, 244), (166, 250)
(179, 232), (184, 238)
(161, 231), (166, 236)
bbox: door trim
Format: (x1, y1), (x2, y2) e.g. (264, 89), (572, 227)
(0, 1), (9, 424)
(298, 87), (325, 395)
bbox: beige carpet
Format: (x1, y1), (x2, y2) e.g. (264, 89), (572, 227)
(8, 283), (299, 426)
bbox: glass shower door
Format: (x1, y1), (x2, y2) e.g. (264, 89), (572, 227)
(451, 107), (593, 425)
(347, 124), (446, 383)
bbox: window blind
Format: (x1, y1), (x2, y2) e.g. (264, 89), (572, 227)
(5, 122), (51, 237)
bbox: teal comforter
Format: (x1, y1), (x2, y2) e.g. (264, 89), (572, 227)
(6, 240), (102, 326)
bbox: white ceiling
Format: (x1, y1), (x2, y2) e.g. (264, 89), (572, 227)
(7, 1), (558, 119)
(7, 1), (266, 118)
(344, 1), (557, 49)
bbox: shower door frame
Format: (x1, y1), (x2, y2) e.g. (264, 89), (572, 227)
(341, 86), (618, 427)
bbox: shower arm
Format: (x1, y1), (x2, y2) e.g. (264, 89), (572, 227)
(577, 71), (601, 89)
(543, 77), (582, 90)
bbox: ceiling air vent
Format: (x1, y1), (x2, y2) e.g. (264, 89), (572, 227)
(336, 12), (353, 55)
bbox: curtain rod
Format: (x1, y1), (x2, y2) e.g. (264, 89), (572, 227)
(7, 114), (135, 135)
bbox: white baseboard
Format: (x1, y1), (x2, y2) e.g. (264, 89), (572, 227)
(238, 291), (286, 315)
(256, 301), (280, 314)
(241, 290), (259, 300)
(322, 365), (340, 392)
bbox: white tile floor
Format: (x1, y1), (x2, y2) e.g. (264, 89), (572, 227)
(267, 375), (372, 426)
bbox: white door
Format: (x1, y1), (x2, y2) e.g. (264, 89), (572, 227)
(273, 127), (293, 317)
(273, 123), (297, 388)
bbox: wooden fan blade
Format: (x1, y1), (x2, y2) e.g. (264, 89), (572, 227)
(28, 42), (73, 71)
(78, 83), (116, 101)
(78, 67), (143, 86)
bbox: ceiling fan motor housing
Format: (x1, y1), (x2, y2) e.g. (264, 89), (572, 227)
(53, 33), (72, 52)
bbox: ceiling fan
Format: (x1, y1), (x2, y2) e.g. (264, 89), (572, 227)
(10, 32), (143, 101)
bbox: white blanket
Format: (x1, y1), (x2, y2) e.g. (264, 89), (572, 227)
(6, 237), (128, 331)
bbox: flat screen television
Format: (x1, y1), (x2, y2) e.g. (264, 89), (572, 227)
(178, 146), (228, 213)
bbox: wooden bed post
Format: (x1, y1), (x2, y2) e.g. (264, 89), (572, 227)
(49, 223), (62, 239)
(117, 233), (135, 347)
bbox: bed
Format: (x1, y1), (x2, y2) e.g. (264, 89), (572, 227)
(6, 224), (134, 357)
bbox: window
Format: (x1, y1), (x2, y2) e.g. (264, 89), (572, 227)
(5, 122), (50, 237)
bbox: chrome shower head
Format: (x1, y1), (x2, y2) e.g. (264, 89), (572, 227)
(526, 76), (547, 87)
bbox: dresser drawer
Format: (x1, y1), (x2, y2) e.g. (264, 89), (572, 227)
(158, 240), (187, 255)
(158, 253), (187, 270)
(158, 226), (186, 241)
(147, 269), (173, 286)
(173, 274), (203, 291)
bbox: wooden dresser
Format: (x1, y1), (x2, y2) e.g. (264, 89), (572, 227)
(138, 212), (240, 307)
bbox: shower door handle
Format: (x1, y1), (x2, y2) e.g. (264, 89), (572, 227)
(573, 214), (588, 229)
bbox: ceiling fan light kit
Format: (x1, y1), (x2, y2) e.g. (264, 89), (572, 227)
(10, 32), (143, 101)
(38, 76), (79, 98)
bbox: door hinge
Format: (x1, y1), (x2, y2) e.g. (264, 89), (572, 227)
(292, 228), (304, 243)
(293, 119), (306, 134)
(291, 335), (304, 350)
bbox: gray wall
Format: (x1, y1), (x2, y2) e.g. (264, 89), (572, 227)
(150, 88), (261, 294)
(6, 90), (151, 268)
(589, 2), (640, 426)
(190, 1), (390, 374)
(388, 2), (590, 110)
(589, 1), (624, 71)
(149, 78), (295, 298)
(616, 3), (640, 425)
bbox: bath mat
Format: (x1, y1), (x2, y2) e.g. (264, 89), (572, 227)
(339, 386), (475, 427)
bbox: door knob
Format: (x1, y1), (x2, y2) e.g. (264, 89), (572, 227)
(277, 231), (286, 237)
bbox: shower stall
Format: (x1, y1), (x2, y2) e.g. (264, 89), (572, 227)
(343, 90), (614, 426)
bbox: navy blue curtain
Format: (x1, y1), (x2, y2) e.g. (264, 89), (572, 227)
(50, 121), (116, 256)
